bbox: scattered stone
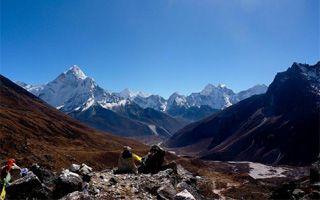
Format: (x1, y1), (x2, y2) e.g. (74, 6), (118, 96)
(7, 163), (212, 200)
(69, 164), (81, 173)
(79, 164), (93, 176)
(174, 189), (196, 200)
(59, 191), (93, 200)
(292, 188), (304, 198)
(176, 181), (201, 200)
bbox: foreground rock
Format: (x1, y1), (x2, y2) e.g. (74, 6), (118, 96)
(6, 171), (51, 199)
(5, 161), (316, 200)
(5, 163), (213, 200)
(6, 164), (90, 200)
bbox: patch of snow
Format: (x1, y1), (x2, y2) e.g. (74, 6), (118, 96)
(248, 162), (287, 179)
(99, 99), (128, 109)
(82, 98), (95, 111)
(56, 105), (64, 110)
(74, 106), (81, 111)
(148, 125), (158, 136)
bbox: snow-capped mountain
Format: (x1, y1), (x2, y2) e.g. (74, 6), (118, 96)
(165, 83), (267, 121)
(133, 83), (268, 115)
(167, 92), (189, 110)
(19, 65), (186, 138)
(35, 65), (124, 113)
(186, 84), (236, 109)
(19, 65), (268, 135)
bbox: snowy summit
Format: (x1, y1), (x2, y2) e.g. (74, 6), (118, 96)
(65, 65), (87, 80)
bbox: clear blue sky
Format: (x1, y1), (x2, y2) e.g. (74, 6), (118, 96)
(1, 0), (319, 98)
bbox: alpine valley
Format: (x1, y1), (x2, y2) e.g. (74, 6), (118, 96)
(17, 65), (267, 140)
(2, 61), (319, 200)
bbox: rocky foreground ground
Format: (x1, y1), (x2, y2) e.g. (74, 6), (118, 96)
(5, 163), (217, 200)
(4, 160), (320, 200)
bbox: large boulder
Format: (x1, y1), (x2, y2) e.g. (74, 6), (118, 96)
(6, 171), (51, 199)
(30, 163), (56, 187)
(54, 169), (83, 198)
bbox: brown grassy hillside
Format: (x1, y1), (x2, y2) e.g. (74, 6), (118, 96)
(0, 75), (148, 170)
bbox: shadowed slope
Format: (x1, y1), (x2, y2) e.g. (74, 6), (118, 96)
(166, 62), (320, 165)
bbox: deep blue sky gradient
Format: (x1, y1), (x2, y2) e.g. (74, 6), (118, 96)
(1, 0), (319, 97)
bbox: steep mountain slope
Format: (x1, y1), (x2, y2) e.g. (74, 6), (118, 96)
(0, 75), (147, 170)
(166, 62), (320, 165)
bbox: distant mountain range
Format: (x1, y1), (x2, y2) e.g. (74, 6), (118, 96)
(117, 83), (268, 117)
(17, 65), (267, 138)
(165, 62), (320, 166)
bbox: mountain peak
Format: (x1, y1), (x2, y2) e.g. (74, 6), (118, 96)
(65, 65), (87, 80)
(217, 83), (227, 88)
(201, 83), (230, 95)
(201, 84), (216, 94)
